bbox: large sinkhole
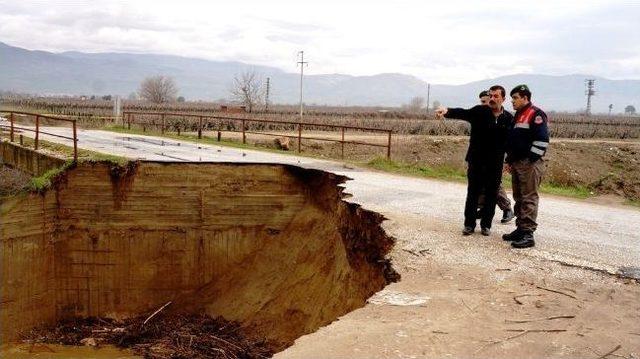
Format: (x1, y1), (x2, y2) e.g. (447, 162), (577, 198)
(1, 161), (398, 353)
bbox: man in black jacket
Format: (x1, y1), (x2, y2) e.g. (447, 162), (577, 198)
(502, 85), (549, 248)
(477, 90), (514, 224)
(435, 85), (513, 236)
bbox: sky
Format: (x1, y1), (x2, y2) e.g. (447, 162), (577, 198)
(1, 0), (639, 84)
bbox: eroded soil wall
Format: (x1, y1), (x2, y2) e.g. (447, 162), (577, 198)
(1, 161), (396, 350)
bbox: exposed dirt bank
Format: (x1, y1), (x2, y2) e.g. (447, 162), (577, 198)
(1, 161), (398, 353)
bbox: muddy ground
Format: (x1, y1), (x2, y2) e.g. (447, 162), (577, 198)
(24, 314), (272, 359)
(277, 213), (640, 359)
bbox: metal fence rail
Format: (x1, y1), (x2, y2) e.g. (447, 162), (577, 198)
(0, 111), (78, 161)
(122, 111), (394, 159)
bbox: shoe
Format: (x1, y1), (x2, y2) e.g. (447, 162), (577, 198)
(462, 226), (475, 236)
(511, 232), (535, 248)
(501, 209), (515, 224)
(502, 228), (523, 241)
(481, 227), (490, 236)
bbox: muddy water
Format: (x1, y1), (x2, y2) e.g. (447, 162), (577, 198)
(0, 344), (140, 358)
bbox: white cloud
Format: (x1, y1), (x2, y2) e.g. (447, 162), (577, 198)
(0, 0), (638, 83)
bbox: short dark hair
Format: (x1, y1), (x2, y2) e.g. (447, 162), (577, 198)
(489, 85), (506, 98)
(510, 84), (532, 101)
(478, 90), (489, 98)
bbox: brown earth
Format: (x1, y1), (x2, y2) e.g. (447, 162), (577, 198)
(0, 165), (31, 196)
(277, 213), (640, 359)
(1, 161), (396, 351)
(3, 129), (639, 358)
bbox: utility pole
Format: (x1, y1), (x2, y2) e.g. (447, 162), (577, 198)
(113, 95), (122, 120)
(585, 79), (595, 116)
(426, 83), (431, 114)
(297, 51), (308, 120)
(265, 77), (270, 112)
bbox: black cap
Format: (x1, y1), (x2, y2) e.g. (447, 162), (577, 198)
(478, 90), (490, 98)
(513, 84), (529, 92)
(510, 84), (532, 98)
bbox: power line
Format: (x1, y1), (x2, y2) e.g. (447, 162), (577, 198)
(265, 77), (270, 112)
(426, 83), (431, 114)
(297, 51), (308, 120)
(585, 79), (595, 116)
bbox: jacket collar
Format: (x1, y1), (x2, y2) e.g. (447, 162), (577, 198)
(516, 102), (533, 117)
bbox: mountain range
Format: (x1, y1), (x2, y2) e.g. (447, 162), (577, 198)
(1, 41), (638, 113)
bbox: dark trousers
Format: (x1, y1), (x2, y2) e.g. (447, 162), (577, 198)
(465, 161), (502, 229)
(478, 184), (512, 211)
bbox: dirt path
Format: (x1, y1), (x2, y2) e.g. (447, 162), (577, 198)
(277, 213), (640, 358)
(4, 124), (640, 358)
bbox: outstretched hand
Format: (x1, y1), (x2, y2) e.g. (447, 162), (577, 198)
(434, 106), (448, 120)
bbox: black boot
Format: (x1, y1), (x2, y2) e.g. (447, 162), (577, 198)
(501, 209), (514, 224)
(502, 228), (523, 241)
(511, 232), (535, 248)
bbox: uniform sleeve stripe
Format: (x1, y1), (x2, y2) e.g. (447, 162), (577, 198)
(530, 147), (545, 155)
(533, 141), (549, 147)
(526, 108), (536, 121)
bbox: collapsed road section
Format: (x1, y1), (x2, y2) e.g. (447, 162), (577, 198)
(1, 160), (398, 354)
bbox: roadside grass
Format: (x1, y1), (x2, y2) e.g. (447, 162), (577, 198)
(540, 183), (592, 199)
(627, 199), (640, 208)
(10, 136), (128, 164)
(367, 157), (467, 183)
(2, 137), (127, 194)
(29, 161), (74, 191)
(367, 157), (593, 200)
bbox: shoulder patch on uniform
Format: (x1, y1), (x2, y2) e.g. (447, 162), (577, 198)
(534, 115), (543, 124)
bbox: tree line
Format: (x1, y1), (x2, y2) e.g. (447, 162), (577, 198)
(137, 72), (265, 112)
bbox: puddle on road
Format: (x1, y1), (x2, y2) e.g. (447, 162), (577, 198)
(0, 344), (139, 359)
(119, 136), (182, 147)
(153, 152), (190, 161)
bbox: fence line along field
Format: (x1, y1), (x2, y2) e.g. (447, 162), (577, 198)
(1, 97), (639, 203)
(2, 97), (639, 139)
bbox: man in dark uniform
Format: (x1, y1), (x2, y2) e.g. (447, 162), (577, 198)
(435, 85), (513, 236)
(502, 84), (550, 248)
(476, 91), (514, 224)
